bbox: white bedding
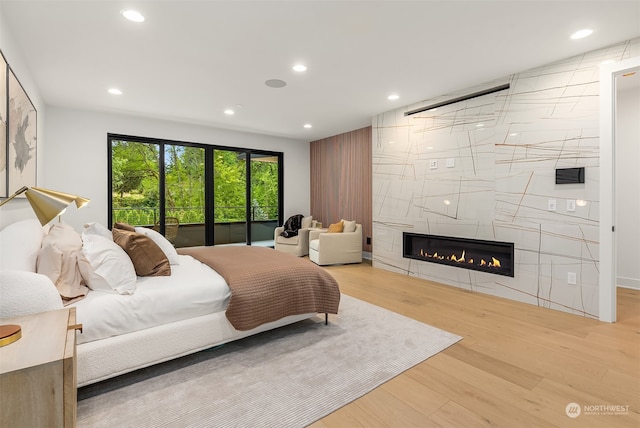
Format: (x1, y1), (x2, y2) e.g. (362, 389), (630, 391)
(70, 255), (230, 344)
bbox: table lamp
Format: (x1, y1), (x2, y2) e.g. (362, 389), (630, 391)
(0, 186), (90, 347)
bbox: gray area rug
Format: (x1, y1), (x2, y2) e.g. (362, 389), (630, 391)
(77, 294), (462, 428)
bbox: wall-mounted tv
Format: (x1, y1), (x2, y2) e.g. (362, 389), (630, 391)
(556, 167), (585, 184)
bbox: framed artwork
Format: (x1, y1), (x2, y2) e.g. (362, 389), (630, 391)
(7, 66), (36, 196)
(0, 51), (7, 197)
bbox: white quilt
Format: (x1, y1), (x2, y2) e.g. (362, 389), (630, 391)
(70, 255), (230, 344)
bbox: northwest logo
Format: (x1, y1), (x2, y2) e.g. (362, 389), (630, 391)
(565, 402), (581, 418)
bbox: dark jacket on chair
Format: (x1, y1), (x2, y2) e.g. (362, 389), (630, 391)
(280, 214), (304, 238)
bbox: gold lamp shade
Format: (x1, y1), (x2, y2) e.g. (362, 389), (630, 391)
(0, 186), (90, 225)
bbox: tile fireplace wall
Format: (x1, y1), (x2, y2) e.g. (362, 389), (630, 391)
(372, 38), (640, 318)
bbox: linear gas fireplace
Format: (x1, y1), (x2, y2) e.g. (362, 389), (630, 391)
(403, 232), (515, 277)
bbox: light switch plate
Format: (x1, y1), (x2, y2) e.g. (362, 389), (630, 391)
(548, 199), (557, 211)
(446, 158), (455, 168)
(568, 272), (577, 284)
(430, 160), (438, 169)
(567, 200), (576, 212)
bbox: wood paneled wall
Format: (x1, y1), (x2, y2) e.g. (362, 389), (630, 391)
(310, 126), (372, 253)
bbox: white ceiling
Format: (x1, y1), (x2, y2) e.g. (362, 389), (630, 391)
(2, 0), (639, 142)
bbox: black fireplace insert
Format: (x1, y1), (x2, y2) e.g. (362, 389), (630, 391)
(403, 232), (514, 277)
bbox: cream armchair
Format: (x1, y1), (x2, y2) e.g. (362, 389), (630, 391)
(274, 226), (312, 257)
(309, 224), (363, 265)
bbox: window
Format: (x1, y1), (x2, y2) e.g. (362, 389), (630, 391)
(250, 153), (281, 246)
(108, 134), (283, 248)
(213, 149), (247, 245)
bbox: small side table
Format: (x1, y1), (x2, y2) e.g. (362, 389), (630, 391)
(0, 308), (81, 428)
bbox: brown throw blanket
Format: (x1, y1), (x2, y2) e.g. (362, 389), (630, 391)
(178, 246), (341, 331)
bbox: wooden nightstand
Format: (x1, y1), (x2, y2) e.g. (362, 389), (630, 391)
(0, 308), (81, 428)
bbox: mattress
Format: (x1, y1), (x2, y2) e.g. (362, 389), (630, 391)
(70, 255), (230, 344)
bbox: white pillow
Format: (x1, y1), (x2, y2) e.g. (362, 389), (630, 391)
(83, 222), (113, 240)
(301, 216), (313, 229)
(341, 219), (357, 233)
(134, 226), (180, 265)
(80, 233), (137, 294)
(0, 219), (46, 272)
(0, 270), (63, 318)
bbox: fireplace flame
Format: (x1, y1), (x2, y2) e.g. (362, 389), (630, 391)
(449, 250), (465, 263)
(420, 250), (501, 270)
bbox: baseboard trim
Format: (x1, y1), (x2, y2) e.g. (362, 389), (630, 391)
(617, 276), (640, 290)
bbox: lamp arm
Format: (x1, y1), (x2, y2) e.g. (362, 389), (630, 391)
(0, 186), (29, 207)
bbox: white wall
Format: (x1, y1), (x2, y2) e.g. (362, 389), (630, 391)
(0, 4), (47, 228)
(42, 106), (310, 232)
(615, 79), (640, 289)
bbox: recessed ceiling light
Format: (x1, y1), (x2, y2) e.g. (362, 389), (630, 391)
(600, 59), (615, 66)
(576, 199), (588, 207)
(121, 9), (145, 22)
(509, 133), (518, 137)
(570, 29), (593, 40)
(224, 109), (235, 115)
(387, 94), (399, 100)
(303, 124), (312, 129)
(265, 79), (287, 88)
(388, 141), (395, 144)
(444, 200), (451, 206)
(476, 123), (485, 127)
(108, 88), (122, 95)
(293, 64), (307, 72)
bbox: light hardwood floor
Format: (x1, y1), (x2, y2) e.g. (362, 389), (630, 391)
(310, 261), (640, 428)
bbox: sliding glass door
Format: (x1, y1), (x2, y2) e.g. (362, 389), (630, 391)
(109, 134), (282, 248)
(213, 149), (247, 245)
(250, 153), (281, 246)
(164, 145), (206, 247)
(111, 139), (160, 227)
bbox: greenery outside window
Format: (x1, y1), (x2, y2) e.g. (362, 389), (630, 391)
(108, 134), (283, 248)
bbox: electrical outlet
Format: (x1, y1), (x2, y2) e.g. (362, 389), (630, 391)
(567, 200), (576, 212)
(568, 272), (577, 284)
(429, 160), (438, 169)
(548, 199), (557, 211)
(366, 237), (371, 245)
(446, 158), (455, 168)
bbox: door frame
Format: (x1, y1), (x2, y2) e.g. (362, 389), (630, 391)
(598, 56), (640, 322)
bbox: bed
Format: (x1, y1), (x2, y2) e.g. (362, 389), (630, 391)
(0, 219), (341, 386)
